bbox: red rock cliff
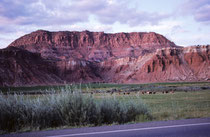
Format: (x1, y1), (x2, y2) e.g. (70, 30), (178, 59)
(9, 30), (177, 61)
(0, 30), (208, 86)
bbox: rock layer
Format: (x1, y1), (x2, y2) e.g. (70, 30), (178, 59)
(0, 30), (209, 86)
(97, 45), (209, 83)
(9, 30), (176, 61)
(0, 47), (63, 86)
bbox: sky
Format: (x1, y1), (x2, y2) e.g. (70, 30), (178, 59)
(0, 0), (210, 48)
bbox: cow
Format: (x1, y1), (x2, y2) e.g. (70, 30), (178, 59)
(146, 91), (153, 94)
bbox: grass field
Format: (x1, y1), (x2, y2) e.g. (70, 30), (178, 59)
(0, 82), (210, 133)
(1, 81), (209, 94)
(115, 90), (210, 121)
(89, 89), (210, 121)
(144, 91), (210, 120)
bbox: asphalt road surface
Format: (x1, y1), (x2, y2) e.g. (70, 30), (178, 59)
(1, 118), (210, 137)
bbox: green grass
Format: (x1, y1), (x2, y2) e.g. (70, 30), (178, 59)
(1, 81), (209, 93)
(91, 89), (210, 121)
(0, 82), (210, 134)
(142, 91), (210, 121)
(101, 90), (210, 122)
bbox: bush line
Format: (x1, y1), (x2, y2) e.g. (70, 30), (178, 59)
(0, 90), (151, 133)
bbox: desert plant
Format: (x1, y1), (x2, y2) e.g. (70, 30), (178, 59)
(0, 89), (150, 133)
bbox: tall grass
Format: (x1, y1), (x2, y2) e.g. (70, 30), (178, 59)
(0, 89), (150, 133)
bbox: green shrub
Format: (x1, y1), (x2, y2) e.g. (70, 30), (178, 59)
(0, 90), (150, 133)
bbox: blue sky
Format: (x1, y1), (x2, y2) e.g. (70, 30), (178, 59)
(0, 0), (210, 48)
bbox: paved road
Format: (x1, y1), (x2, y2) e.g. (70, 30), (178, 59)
(1, 118), (210, 137)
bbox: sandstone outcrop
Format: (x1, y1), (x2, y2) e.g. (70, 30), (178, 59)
(0, 46), (63, 86)
(97, 45), (209, 83)
(0, 30), (208, 86)
(9, 30), (176, 61)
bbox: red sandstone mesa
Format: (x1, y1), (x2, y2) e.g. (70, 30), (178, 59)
(0, 30), (209, 86)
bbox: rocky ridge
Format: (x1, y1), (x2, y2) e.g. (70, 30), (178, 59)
(9, 30), (176, 61)
(0, 46), (63, 86)
(100, 45), (209, 83)
(0, 30), (209, 86)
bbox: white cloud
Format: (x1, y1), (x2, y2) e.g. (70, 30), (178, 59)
(182, 0), (210, 24)
(0, 0), (170, 27)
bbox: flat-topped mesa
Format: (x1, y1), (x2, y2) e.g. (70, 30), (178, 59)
(9, 30), (177, 50)
(4, 30), (209, 86)
(8, 30), (178, 62)
(1, 43), (209, 86)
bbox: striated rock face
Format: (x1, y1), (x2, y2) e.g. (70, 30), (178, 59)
(0, 46), (102, 86)
(126, 45), (210, 83)
(0, 47), (63, 86)
(98, 45), (210, 83)
(9, 30), (176, 61)
(55, 59), (102, 83)
(0, 30), (209, 86)
(183, 46), (210, 81)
